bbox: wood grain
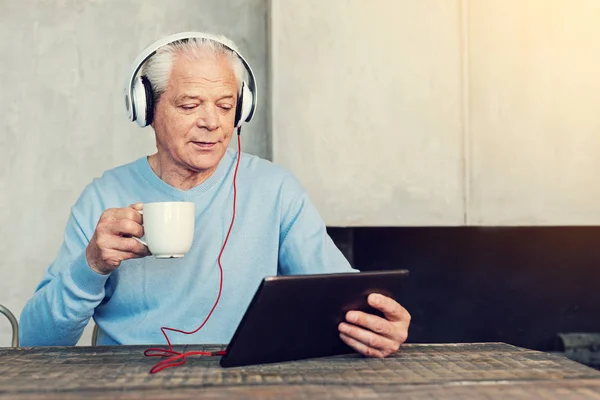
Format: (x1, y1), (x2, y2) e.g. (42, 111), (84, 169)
(1, 343), (600, 399)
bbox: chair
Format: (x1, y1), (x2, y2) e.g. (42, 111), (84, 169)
(0, 304), (19, 347)
(92, 323), (99, 346)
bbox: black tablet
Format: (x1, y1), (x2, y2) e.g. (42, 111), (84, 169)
(220, 269), (409, 368)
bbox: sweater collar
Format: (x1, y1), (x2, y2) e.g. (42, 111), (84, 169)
(135, 150), (235, 200)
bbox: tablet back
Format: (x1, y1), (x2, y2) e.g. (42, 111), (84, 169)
(220, 269), (409, 367)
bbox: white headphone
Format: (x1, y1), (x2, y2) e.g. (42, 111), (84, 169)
(124, 32), (257, 128)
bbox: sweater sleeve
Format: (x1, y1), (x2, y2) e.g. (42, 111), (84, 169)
(277, 173), (358, 275)
(19, 187), (109, 346)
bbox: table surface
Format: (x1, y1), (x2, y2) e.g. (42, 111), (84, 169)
(1, 343), (600, 399)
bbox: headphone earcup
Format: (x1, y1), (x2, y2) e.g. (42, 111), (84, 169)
(132, 75), (154, 127)
(235, 82), (254, 128)
(141, 76), (154, 126)
(132, 76), (146, 127)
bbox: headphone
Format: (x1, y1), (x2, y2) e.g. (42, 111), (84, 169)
(124, 32), (257, 128)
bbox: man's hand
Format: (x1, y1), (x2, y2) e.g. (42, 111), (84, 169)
(86, 203), (151, 275)
(338, 293), (410, 358)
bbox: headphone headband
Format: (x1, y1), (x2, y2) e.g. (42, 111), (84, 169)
(123, 32), (257, 124)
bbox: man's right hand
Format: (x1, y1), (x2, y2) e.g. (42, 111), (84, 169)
(86, 203), (151, 275)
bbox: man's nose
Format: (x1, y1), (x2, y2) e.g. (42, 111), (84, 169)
(196, 105), (219, 131)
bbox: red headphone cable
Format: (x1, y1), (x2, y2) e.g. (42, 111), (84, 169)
(143, 127), (241, 373)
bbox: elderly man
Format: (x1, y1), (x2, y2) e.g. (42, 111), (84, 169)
(19, 32), (410, 360)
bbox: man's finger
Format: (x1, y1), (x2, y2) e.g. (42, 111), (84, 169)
(110, 237), (150, 256)
(368, 294), (410, 323)
(129, 202), (144, 211)
(339, 332), (386, 358)
(113, 206), (143, 225)
(113, 249), (146, 261)
(110, 218), (144, 238)
(95, 249), (145, 269)
(338, 322), (398, 354)
(345, 311), (394, 338)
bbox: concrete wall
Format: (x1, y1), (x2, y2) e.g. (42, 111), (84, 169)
(468, 0), (600, 224)
(271, 0), (600, 226)
(0, 0), (269, 347)
(271, 0), (465, 226)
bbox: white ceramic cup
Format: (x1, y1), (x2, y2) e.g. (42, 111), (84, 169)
(135, 202), (195, 258)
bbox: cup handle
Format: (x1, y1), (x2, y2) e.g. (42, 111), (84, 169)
(134, 209), (148, 247)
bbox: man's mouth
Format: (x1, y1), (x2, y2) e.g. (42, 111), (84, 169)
(192, 141), (217, 149)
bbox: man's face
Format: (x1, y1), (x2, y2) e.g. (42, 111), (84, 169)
(152, 51), (238, 174)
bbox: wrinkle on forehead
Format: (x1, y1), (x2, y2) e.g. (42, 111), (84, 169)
(166, 53), (237, 97)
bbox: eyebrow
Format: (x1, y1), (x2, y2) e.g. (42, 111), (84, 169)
(176, 94), (235, 102)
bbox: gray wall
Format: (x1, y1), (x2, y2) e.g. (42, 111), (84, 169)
(271, 0), (600, 226)
(0, 0), (269, 346)
(271, 0), (464, 226)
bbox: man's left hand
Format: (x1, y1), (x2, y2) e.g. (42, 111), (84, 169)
(338, 293), (410, 358)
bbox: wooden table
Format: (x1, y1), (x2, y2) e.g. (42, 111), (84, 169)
(1, 343), (600, 399)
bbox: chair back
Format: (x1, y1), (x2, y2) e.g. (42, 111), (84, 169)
(0, 304), (18, 347)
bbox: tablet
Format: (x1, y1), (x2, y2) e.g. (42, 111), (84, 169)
(220, 269), (409, 368)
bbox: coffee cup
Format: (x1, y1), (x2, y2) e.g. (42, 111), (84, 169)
(135, 201), (195, 258)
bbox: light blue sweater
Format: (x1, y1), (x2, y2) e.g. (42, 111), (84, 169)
(19, 149), (355, 346)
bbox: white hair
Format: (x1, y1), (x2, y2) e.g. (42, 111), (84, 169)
(142, 35), (246, 103)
